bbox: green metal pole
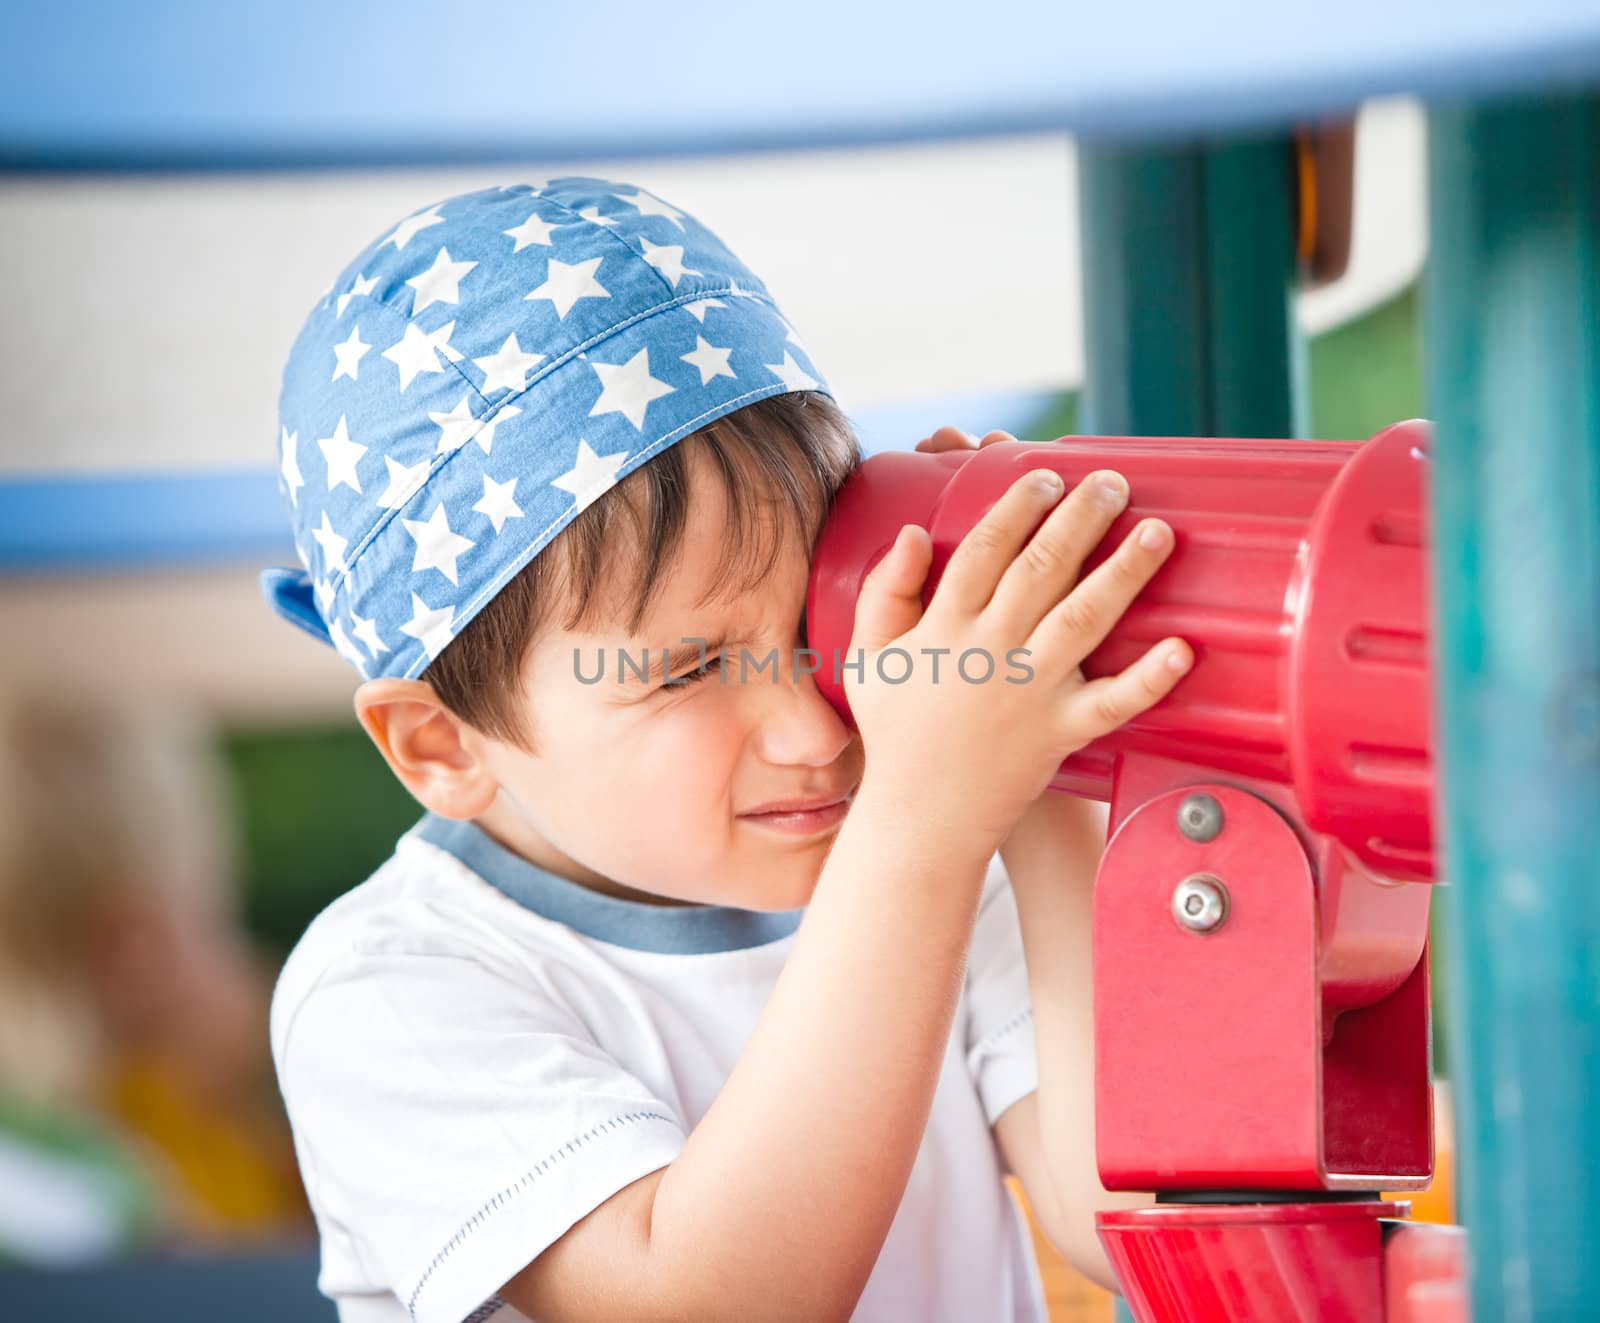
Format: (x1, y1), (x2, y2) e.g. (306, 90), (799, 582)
(1077, 135), (1307, 438)
(1424, 90), (1600, 1322)
(1080, 132), (1306, 1323)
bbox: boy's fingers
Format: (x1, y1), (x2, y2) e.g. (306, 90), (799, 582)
(1025, 516), (1176, 671)
(850, 524), (933, 653)
(933, 469), (1067, 618)
(915, 426), (978, 455)
(978, 430), (1017, 447)
(988, 471), (1133, 635)
(1063, 639), (1192, 744)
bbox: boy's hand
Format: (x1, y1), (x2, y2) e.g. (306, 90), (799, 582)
(845, 426), (1191, 856)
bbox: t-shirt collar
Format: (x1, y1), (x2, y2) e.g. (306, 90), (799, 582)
(411, 812), (804, 954)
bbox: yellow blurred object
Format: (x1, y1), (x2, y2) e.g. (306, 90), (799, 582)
(103, 1050), (310, 1242)
(1007, 1175), (1116, 1323)
(1385, 1077), (1456, 1225)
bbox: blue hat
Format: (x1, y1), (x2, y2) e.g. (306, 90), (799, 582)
(260, 177), (835, 681)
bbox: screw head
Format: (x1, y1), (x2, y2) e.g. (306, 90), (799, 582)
(1172, 875), (1229, 933)
(1177, 793), (1224, 842)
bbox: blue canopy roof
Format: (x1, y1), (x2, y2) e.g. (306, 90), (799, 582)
(6, 1), (1600, 169)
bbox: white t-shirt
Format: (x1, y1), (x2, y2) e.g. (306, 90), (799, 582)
(270, 811), (1047, 1323)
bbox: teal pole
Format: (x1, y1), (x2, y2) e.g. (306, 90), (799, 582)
(1077, 135), (1307, 438)
(1424, 91), (1600, 1322)
(1081, 131), (1306, 1323)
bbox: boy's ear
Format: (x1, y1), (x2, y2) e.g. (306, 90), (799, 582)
(353, 679), (501, 820)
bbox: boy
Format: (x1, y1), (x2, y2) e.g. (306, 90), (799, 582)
(261, 176), (1190, 1323)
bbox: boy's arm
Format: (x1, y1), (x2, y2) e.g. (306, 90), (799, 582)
(995, 789), (1154, 1294)
(502, 795), (997, 1323)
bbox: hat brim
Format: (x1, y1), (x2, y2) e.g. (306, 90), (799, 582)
(259, 566), (335, 649)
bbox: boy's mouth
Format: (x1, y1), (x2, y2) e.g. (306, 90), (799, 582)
(738, 781), (858, 834)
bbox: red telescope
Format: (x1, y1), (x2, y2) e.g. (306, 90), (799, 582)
(806, 419), (1436, 884)
(805, 421), (1442, 1320)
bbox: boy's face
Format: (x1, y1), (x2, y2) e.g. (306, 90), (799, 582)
(470, 444), (865, 911)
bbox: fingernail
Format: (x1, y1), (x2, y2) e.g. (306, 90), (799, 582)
(1097, 472), (1128, 504)
(1033, 469), (1064, 494)
(1166, 648), (1191, 673)
(1139, 521), (1168, 550)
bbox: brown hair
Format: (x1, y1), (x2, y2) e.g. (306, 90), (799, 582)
(423, 390), (861, 752)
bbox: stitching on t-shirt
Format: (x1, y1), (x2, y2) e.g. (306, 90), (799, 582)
(406, 1108), (679, 1319)
(975, 1005), (1033, 1056)
(461, 1298), (506, 1323)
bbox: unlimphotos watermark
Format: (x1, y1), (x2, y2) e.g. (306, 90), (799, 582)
(573, 639), (1036, 687)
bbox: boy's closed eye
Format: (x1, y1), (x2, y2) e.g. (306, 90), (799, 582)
(656, 608), (810, 692)
(664, 652), (725, 688)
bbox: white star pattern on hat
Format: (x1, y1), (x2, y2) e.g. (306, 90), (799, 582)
(504, 209), (560, 252)
(525, 256), (610, 319)
(589, 348), (674, 429)
(317, 415), (367, 493)
(681, 336), (735, 386)
(400, 592), (457, 660)
(376, 454), (431, 511)
(764, 350), (819, 393)
(473, 474), (525, 533)
(614, 189), (685, 229)
(683, 297), (727, 322)
(311, 510), (349, 571)
(639, 237), (702, 289)
(473, 333), (545, 393)
(551, 438), (630, 515)
(382, 320), (461, 390)
(351, 611), (390, 659)
(280, 427), (304, 507)
(328, 617), (366, 669)
(403, 503), (476, 585)
(384, 205), (446, 251)
(336, 272), (377, 318)
(407, 247), (478, 315)
(429, 396), (480, 455)
(266, 177), (837, 684)
(331, 324), (371, 382)
(470, 404), (520, 455)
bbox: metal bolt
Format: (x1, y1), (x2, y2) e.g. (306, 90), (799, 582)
(1172, 875), (1229, 933)
(1177, 793), (1224, 842)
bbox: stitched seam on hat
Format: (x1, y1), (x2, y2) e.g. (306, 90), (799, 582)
(363, 270), (494, 412)
(397, 377), (812, 683)
(510, 186), (692, 306)
(404, 1109), (681, 1319)
(328, 285), (789, 600)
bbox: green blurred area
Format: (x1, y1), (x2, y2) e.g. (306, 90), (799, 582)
(222, 280), (1447, 1066)
(222, 725), (421, 963)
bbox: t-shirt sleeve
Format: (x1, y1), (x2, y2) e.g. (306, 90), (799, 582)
(963, 852), (1039, 1127)
(273, 943), (688, 1323)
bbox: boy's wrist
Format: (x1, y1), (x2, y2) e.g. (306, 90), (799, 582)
(847, 773), (1008, 870)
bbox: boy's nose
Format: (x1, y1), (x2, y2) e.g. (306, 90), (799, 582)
(749, 656), (858, 769)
